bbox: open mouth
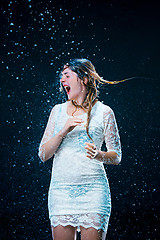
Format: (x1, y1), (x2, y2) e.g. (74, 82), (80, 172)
(64, 85), (71, 94)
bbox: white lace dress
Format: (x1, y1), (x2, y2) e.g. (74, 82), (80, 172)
(38, 101), (122, 233)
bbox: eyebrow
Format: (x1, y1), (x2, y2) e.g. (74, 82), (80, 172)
(61, 72), (70, 76)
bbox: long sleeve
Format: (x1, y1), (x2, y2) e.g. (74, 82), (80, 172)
(103, 106), (122, 163)
(38, 105), (57, 161)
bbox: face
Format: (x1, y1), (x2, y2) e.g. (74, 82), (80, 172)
(60, 67), (86, 101)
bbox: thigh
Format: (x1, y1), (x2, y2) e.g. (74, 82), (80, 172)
(80, 226), (107, 240)
(51, 225), (77, 240)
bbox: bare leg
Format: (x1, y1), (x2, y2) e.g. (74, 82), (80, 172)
(51, 225), (77, 240)
(80, 226), (107, 240)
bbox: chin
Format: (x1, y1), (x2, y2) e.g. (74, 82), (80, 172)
(67, 95), (72, 100)
(68, 94), (75, 101)
(67, 93), (80, 102)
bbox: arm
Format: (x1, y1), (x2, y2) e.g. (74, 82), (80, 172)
(38, 106), (84, 162)
(101, 107), (122, 165)
(85, 107), (122, 165)
(85, 145), (120, 165)
(38, 130), (67, 162)
(38, 106), (61, 162)
(95, 150), (120, 165)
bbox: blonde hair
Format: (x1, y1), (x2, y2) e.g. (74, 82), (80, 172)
(60, 58), (135, 142)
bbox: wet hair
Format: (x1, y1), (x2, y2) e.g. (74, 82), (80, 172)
(60, 58), (133, 142)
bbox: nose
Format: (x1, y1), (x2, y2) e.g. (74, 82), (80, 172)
(60, 75), (65, 83)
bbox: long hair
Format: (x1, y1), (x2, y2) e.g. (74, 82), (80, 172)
(60, 58), (134, 142)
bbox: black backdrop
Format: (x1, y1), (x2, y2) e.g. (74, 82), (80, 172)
(1, 0), (160, 239)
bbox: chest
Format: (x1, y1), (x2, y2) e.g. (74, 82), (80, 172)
(66, 106), (88, 116)
(55, 104), (105, 137)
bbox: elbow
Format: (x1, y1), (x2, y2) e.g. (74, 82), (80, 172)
(38, 146), (46, 162)
(38, 151), (45, 162)
(115, 158), (121, 165)
(38, 145), (54, 162)
(114, 153), (122, 165)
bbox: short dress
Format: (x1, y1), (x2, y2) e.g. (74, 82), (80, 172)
(38, 101), (122, 233)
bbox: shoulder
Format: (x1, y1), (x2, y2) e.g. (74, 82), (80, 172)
(50, 101), (67, 114)
(97, 101), (114, 114)
(50, 102), (67, 112)
(97, 102), (116, 124)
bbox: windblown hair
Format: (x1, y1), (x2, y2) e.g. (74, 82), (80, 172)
(60, 58), (133, 142)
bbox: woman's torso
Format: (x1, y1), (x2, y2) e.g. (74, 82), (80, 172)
(50, 101), (109, 186)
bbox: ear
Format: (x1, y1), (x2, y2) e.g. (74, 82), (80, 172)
(83, 77), (88, 85)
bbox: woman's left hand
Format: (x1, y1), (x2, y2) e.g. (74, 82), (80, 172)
(84, 142), (99, 159)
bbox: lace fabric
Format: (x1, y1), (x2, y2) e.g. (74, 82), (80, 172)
(50, 213), (110, 232)
(103, 106), (122, 163)
(38, 101), (122, 233)
(38, 105), (57, 161)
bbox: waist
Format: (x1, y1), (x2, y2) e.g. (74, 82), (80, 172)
(50, 174), (109, 187)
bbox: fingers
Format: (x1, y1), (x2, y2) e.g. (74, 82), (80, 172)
(67, 118), (84, 126)
(84, 142), (98, 159)
(72, 118), (84, 123)
(73, 119), (84, 123)
(65, 118), (84, 134)
(72, 119), (84, 126)
(72, 122), (82, 126)
(85, 145), (95, 154)
(86, 149), (98, 159)
(85, 142), (96, 148)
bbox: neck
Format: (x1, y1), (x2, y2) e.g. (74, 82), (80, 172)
(72, 87), (88, 106)
(73, 97), (85, 106)
(71, 97), (86, 109)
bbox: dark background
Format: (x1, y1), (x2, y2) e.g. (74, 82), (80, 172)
(1, 0), (160, 239)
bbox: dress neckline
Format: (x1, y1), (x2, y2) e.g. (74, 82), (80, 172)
(65, 100), (99, 117)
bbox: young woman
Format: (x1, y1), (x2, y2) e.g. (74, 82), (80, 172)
(38, 59), (124, 240)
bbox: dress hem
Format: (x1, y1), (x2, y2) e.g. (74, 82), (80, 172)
(50, 223), (108, 233)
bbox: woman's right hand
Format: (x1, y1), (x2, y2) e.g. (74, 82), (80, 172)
(61, 117), (84, 136)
